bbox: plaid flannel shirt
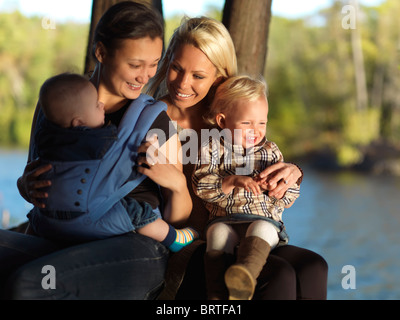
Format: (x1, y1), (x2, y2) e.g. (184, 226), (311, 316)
(192, 135), (300, 222)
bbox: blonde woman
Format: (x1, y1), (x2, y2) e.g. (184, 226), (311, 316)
(146, 17), (327, 300)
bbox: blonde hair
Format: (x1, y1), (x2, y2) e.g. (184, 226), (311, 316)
(146, 16), (237, 98)
(206, 75), (268, 125)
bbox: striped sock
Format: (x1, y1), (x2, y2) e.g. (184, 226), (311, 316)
(161, 225), (199, 252)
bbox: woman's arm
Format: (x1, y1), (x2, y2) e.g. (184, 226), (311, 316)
(159, 165), (192, 226)
(17, 102), (52, 208)
(137, 133), (192, 227)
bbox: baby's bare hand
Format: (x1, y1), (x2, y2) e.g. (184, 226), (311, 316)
(234, 176), (262, 195)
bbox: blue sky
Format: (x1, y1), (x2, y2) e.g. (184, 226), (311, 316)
(0, 0), (385, 23)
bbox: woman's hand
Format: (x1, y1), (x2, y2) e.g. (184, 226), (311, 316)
(137, 160), (186, 193)
(17, 159), (52, 208)
(136, 134), (192, 226)
(256, 162), (302, 199)
(136, 133), (186, 190)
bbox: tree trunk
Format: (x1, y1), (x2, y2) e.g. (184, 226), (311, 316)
(350, 0), (368, 111)
(84, 0), (163, 75)
(371, 64), (384, 109)
(222, 0), (272, 77)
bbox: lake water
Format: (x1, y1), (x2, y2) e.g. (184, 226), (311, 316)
(1, 149), (400, 300)
(0, 150), (33, 228)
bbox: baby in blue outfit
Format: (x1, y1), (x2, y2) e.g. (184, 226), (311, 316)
(28, 72), (197, 251)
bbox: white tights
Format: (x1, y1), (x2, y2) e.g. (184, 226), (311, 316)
(206, 220), (279, 254)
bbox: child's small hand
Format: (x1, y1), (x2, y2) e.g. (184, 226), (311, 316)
(233, 176), (262, 195)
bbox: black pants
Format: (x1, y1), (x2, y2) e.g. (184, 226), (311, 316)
(175, 243), (328, 300)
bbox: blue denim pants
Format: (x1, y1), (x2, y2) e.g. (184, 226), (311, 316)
(0, 229), (168, 299)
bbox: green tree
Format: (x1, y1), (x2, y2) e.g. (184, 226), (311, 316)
(0, 11), (89, 148)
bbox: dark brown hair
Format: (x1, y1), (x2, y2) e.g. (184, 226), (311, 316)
(91, 1), (164, 62)
(40, 73), (89, 112)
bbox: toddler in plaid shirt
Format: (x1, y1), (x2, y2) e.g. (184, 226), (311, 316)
(192, 75), (300, 300)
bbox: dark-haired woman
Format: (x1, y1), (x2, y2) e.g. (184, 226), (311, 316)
(1, 1), (190, 300)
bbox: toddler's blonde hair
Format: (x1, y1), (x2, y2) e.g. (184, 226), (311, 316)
(206, 75), (268, 125)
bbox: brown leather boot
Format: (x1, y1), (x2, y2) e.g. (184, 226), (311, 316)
(224, 236), (271, 300)
(204, 250), (234, 300)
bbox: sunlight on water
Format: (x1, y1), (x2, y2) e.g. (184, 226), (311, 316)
(285, 166), (400, 300)
(1, 151), (400, 299)
(0, 150), (33, 229)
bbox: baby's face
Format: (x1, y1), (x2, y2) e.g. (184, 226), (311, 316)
(220, 96), (269, 148)
(78, 83), (105, 129)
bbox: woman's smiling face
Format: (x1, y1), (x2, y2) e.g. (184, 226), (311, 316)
(166, 44), (220, 109)
(99, 36), (163, 102)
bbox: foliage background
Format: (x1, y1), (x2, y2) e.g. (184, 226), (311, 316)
(0, 0), (399, 170)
